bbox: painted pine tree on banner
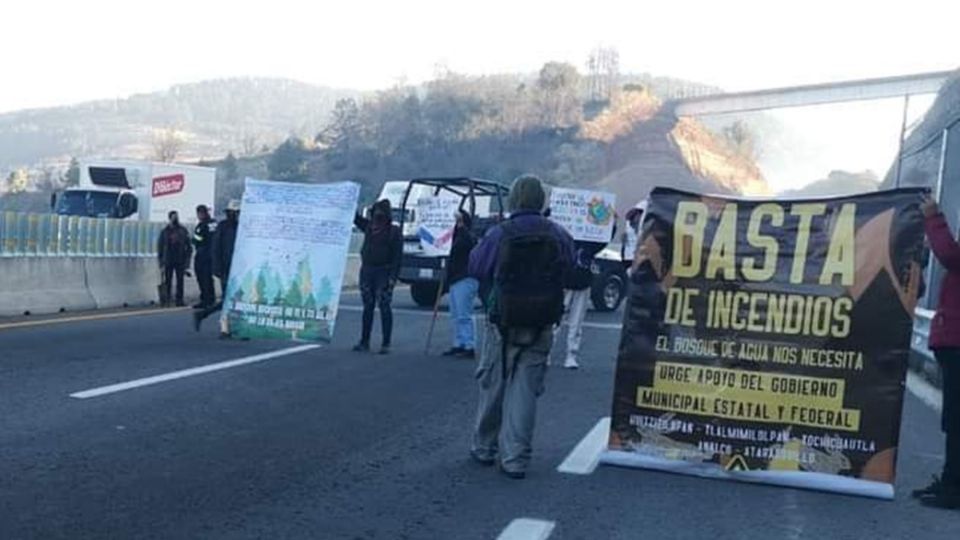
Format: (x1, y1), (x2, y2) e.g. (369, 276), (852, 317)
(316, 276), (335, 319)
(298, 258), (313, 298)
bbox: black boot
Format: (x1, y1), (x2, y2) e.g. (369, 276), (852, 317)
(913, 475), (944, 499)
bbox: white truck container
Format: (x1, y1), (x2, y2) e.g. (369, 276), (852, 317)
(54, 160), (216, 223)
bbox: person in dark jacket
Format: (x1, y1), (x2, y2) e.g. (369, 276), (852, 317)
(353, 199), (403, 354)
(193, 200), (240, 336)
(192, 204), (217, 308)
(212, 200), (240, 299)
(914, 194), (960, 509)
(157, 210), (192, 307)
(468, 174), (574, 479)
(443, 210), (478, 358)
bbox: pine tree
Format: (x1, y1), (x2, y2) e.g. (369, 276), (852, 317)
(254, 266), (269, 304)
(241, 271), (257, 303)
(297, 258), (313, 297)
(64, 157), (81, 187)
(272, 286), (284, 306)
(285, 276), (303, 307)
(316, 276), (334, 307)
(5, 169), (29, 193)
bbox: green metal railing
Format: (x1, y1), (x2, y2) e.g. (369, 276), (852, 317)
(0, 212), (163, 257)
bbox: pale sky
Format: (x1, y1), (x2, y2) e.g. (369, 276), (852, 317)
(2, 0), (957, 112)
(2, 0), (958, 190)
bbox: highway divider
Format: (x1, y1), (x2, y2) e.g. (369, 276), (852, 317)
(0, 211), (362, 317)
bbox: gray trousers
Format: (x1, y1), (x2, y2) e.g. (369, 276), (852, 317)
(472, 321), (551, 473)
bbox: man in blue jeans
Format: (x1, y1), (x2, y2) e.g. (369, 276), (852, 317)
(443, 210), (478, 358)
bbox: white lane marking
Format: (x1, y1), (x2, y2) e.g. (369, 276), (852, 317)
(70, 344), (321, 399)
(906, 371), (943, 413)
(496, 518), (555, 540)
(0, 307), (189, 331)
(557, 417), (610, 475)
(338, 305), (621, 330)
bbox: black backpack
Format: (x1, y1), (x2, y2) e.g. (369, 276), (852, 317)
(490, 220), (565, 331)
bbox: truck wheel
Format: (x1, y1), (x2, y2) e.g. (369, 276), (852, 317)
(591, 271), (625, 312)
(410, 282), (439, 308)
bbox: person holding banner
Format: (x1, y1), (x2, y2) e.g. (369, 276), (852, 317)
(443, 210), (478, 359)
(353, 199), (403, 354)
(916, 195), (960, 509)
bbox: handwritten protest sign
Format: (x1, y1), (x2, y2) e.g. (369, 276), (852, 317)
(549, 187), (616, 243)
(224, 179), (359, 342)
(416, 197), (460, 256)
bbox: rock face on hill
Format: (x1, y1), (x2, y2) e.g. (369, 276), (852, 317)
(881, 69), (960, 190)
(781, 170), (879, 198)
(593, 105), (768, 214)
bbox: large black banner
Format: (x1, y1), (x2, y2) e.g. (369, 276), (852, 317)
(603, 187), (927, 498)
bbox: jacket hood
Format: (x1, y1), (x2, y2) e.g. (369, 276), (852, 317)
(508, 175), (547, 213)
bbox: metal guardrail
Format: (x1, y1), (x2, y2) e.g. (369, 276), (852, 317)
(0, 212), (163, 257)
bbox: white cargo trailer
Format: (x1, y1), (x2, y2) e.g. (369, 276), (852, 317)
(54, 160), (216, 223)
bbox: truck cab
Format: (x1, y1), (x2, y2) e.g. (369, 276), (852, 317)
(55, 187), (139, 219)
(55, 164), (141, 219)
(53, 160), (215, 223)
(393, 177), (507, 307)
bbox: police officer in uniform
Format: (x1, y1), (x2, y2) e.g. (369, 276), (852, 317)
(192, 204), (217, 308)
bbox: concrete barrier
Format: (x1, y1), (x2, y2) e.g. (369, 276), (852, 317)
(84, 258), (200, 309)
(1, 253), (357, 318)
(0, 258), (95, 316)
(342, 254), (361, 289)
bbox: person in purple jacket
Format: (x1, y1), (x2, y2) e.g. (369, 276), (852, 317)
(467, 174), (574, 479)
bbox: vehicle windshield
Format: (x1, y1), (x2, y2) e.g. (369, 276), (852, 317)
(56, 191), (118, 218)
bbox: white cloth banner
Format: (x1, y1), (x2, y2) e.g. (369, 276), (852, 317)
(224, 178), (359, 342)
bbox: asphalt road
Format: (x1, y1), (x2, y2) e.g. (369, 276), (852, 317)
(0, 289), (957, 539)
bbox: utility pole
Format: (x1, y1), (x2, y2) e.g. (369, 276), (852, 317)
(894, 94), (911, 188)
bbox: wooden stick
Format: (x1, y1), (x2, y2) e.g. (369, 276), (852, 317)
(424, 260), (447, 355)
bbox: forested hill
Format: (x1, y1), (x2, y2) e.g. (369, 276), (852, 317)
(215, 66), (768, 211)
(1, 65), (770, 213)
(0, 78), (357, 169)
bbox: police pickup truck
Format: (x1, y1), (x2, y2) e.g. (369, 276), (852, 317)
(391, 177), (627, 312)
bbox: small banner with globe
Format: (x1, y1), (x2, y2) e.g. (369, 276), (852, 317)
(224, 178), (360, 342)
(548, 187), (617, 243)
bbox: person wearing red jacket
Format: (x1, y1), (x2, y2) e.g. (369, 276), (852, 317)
(914, 194), (960, 509)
